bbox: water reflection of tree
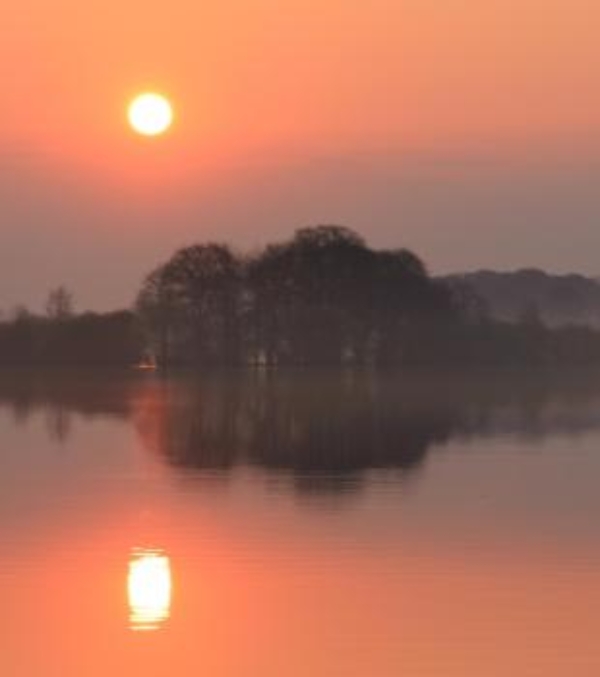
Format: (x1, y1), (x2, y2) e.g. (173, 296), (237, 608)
(4, 370), (600, 492)
(0, 371), (136, 434)
(45, 405), (72, 442)
(132, 375), (461, 494)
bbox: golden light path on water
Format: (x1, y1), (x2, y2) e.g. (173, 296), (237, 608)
(127, 549), (172, 631)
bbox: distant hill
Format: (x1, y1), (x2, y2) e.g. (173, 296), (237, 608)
(443, 269), (600, 328)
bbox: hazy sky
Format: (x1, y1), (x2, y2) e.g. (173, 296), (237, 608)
(1, 0), (599, 310)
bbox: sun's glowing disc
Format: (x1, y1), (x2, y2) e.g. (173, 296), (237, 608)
(128, 93), (173, 137)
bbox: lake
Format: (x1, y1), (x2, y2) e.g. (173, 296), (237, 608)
(0, 370), (598, 676)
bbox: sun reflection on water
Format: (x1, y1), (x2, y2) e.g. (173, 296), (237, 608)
(127, 549), (172, 631)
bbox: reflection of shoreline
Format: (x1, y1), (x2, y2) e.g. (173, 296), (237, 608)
(130, 372), (600, 494)
(5, 370), (600, 495)
(128, 548), (172, 632)
(131, 376), (457, 492)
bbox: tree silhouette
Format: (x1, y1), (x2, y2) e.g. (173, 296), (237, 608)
(137, 244), (243, 366)
(46, 286), (74, 320)
(135, 226), (478, 366)
(247, 226), (373, 364)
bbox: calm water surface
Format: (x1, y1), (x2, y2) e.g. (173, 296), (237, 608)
(0, 371), (599, 676)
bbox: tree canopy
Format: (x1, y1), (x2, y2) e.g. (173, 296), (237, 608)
(136, 226), (459, 367)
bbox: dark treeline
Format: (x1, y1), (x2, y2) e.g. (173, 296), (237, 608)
(0, 291), (143, 367)
(137, 225), (458, 367)
(136, 225), (600, 368)
(4, 226), (600, 367)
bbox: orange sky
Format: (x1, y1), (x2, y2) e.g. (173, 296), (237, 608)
(1, 0), (600, 308)
(3, 0), (599, 161)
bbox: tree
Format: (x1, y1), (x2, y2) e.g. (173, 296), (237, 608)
(136, 244), (243, 366)
(46, 286), (73, 320)
(136, 266), (180, 367)
(366, 248), (458, 364)
(247, 225), (373, 364)
(135, 226), (464, 367)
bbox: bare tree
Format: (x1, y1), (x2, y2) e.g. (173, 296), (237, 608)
(46, 286), (74, 320)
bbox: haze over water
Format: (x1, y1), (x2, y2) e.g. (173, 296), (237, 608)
(0, 370), (598, 675)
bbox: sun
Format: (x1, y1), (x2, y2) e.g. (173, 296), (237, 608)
(128, 93), (173, 137)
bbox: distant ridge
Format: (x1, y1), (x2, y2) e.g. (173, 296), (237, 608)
(443, 269), (600, 328)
